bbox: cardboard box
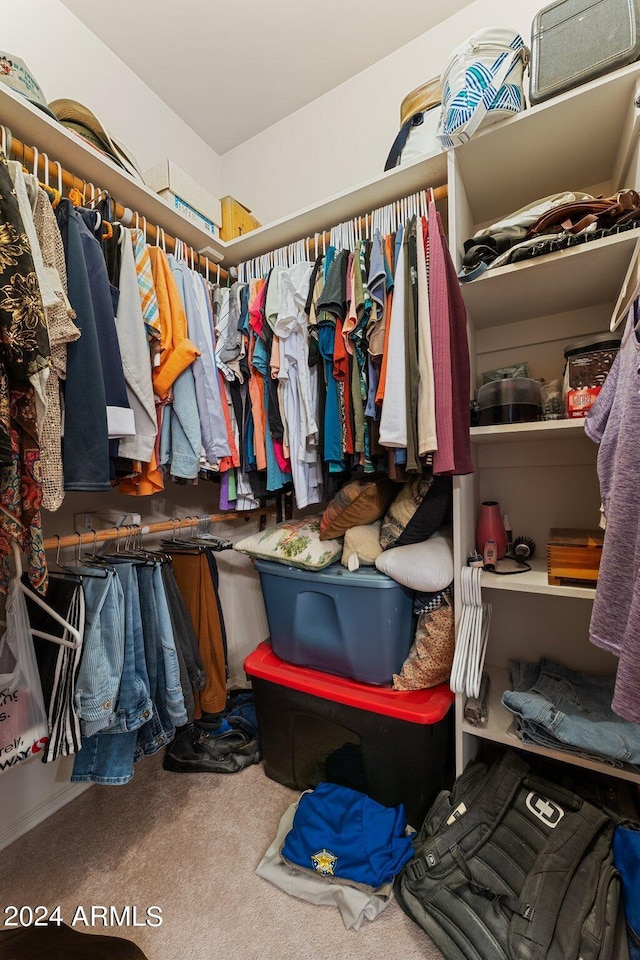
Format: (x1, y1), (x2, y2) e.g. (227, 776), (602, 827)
(144, 159), (222, 227)
(160, 191), (218, 238)
(220, 195), (261, 241)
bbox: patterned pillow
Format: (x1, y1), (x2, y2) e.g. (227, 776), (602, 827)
(392, 599), (454, 691)
(379, 474), (452, 550)
(234, 516), (341, 571)
(320, 478), (396, 541)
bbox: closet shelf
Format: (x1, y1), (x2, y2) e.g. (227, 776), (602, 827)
(462, 664), (640, 785)
(470, 419), (588, 443)
(455, 61), (640, 227)
(481, 557), (596, 600)
(462, 228), (640, 329)
(224, 150), (448, 264)
(0, 84), (225, 262)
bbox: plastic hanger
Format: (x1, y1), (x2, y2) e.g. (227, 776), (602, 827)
(0, 542), (82, 649)
(611, 238), (640, 331)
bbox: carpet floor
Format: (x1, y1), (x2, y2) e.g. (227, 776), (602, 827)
(0, 754), (444, 960)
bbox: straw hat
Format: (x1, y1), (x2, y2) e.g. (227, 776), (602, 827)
(400, 78), (442, 127)
(48, 98), (144, 182)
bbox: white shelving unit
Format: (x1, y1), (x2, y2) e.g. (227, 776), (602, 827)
(0, 84), (225, 262)
(462, 665), (640, 786)
(450, 62), (640, 783)
(481, 557), (596, 600)
(470, 419), (587, 444)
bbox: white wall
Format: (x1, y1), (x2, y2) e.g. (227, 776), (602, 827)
(1, 0), (222, 194)
(221, 0), (544, 225)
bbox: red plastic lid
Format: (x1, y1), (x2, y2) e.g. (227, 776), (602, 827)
(244, 641), (454, 724)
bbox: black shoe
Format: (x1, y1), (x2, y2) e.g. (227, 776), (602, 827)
(163, 724), (261, 774)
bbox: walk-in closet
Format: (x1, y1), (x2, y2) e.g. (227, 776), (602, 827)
(1, 2), (639, 959)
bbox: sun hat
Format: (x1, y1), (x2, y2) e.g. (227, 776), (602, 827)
(0, 51), (57, 120)
(47, 98), (144, 182)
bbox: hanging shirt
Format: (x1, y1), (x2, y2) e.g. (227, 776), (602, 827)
(32, 187), (80, 513)
(586, 304), (640, 724)
(55, 199), (110, 492)
(114, 230), (157, 464)
(76, 212), (135, 445)
(379, 225), (408, 448)
(417, 215), (437, 456)
(148, 247), (200, 400)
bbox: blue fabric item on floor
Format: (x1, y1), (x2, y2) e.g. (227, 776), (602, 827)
(613, 824), (640, 958)
(281, 782), (413, 889)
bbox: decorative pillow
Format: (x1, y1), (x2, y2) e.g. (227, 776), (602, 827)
(375, 533), (454, 592)
(379, 474), (451, 550)
(320, 478), (396, 541)
(392, 599), (455, 691)
(341, 521), (383, 571)
(234, 516), (341, 571)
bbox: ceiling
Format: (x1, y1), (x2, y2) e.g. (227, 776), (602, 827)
(60, 0), (473, 154)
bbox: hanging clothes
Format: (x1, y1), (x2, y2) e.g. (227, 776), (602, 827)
(55, 199), (111, 492)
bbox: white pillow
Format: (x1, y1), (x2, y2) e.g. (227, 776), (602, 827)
(375, 532), (453, 592)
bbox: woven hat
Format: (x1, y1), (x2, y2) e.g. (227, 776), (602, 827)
(400, 78), (441, 126)
(48, 98), (144, 182)
(0, 51), (57, 121)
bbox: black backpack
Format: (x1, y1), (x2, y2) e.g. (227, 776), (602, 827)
(395, 751), (623, 960)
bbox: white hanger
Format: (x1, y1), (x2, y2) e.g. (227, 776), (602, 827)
(0, 542), (82, 649)
(611, 239), (640, 331)
(31, 146), (38, 178)
(0, 125), (8, 156)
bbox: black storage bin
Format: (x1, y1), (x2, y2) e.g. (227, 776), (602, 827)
(245, 642), (454, 829)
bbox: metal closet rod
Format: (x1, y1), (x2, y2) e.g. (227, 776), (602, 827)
(42, 510), (268, 551)
(7, 133), (230, 283)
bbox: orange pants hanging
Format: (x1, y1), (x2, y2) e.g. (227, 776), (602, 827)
(169, 551), (227, 716)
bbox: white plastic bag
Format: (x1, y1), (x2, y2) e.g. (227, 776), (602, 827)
(0, 578), (48, 774)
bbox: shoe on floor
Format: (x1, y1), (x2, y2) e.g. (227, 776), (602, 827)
(163, 723), (261, 774)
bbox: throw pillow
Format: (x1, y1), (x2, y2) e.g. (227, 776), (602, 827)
(392, 599), (455, 690)
(379, 474), (451, 550)
(341, 521), (383, 571)
(320, 478), (396, 541)
(375, 533), (453, 592)
(234, 516), (341, 571)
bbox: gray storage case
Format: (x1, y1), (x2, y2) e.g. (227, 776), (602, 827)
(530, 0), (640, 105)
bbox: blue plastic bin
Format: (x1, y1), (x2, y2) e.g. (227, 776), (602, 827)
(254, 559), (415, 685)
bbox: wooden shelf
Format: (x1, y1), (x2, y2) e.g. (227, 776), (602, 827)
(455, 61), (640, 228)
(462, 229), (640, 329)
(481, 556), (596, 600)
(0, 85), (225, 262)
(462, 664), (640, 785)
(224, 149), (448, 264)
(470, 419), (588, 444)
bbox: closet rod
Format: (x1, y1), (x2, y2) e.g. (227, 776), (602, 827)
(7, 134), (230, 283)
(43, 510), (268, 552)
(238, 184), (448, 267)
(309, 184), (448, 256)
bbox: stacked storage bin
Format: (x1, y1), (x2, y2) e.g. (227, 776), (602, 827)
(244, 560), (454, 829)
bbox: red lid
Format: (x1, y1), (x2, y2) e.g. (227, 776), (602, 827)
(244, 641), (454, 724)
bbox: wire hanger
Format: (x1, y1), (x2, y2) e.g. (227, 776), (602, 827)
(0, 542), (82, 649)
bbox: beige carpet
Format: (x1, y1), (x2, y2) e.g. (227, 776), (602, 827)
(0, 755), (444, 960)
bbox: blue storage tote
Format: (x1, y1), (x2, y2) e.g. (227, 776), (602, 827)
(254, 559), (414, 685)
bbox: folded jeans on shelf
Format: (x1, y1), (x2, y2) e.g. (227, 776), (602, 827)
(502, 657), (640, 765)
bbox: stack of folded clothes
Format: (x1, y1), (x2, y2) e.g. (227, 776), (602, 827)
(257, 782), (415, 930)
(163, 692), (260, 773)
(502, 658), (640, 767)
